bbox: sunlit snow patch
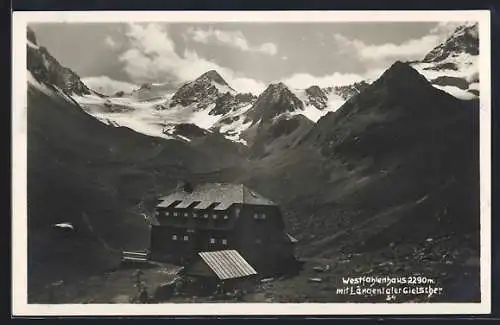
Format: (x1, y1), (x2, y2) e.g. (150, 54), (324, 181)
(432, 85), (477, 100)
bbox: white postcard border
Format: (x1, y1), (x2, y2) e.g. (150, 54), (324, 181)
(11, 10), (492, 316)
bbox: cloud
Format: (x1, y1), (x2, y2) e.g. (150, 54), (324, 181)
(281, 68), (385, 89)
(332, 22), (467, 64)
(257, 42), (278, 56)
(333, 33), (441, 62)
(104, 35), (117, 48)
(430, 21), (476, 36)
(82, 76), (138, 95)
(186, 27), (278, 56)
(118, 23), (265, 94)
(181, 49), (266, 93)
(282, 22), (474, 90)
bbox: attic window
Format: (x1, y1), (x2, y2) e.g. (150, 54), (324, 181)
(172, 235), (178, 241)
(249, 190), (258, 198)
(188, 201), (202, 209)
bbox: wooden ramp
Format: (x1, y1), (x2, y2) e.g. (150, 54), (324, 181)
(121, 250), (150, 264)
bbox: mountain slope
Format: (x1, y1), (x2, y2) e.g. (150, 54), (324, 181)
(130, 82), (177, 101)
(26, 75), (215, 296)
(229, 62), (479, 300)
(324, 81), (371, 101)
(303, 85), (329, 110)
(25, 29), (247, 300)
(82, 76), (139, 97)
(245, 82), (304, 124)
(412, 22), (479, 100)
(423, 23), (479, 63)
(232, 82), (316, 156)
(27, 26), (92, 96)
(299, 61), (479, 243)
(168, 70), (236, 110)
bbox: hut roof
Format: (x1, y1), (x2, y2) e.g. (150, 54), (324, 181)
(157, 183), (276, 210)
(197, 250), (257, 280)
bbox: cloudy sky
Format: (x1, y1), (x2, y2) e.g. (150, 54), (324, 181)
(29, 21), (466, 94)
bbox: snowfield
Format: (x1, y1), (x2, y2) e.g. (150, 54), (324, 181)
(212, 103), (254, 145)
(292, 88), (347, 123)
(411, 52), (479, 99)
(28, 71), (54, 97)
(74, 94), (225, 140)
(70, 44), (478, 145)
(432, 85), (477, 100)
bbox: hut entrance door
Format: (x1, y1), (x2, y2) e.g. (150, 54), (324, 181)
(185, 228), (198, 256)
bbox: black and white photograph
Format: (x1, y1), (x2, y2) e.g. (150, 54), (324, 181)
(12, 10), (491, 316)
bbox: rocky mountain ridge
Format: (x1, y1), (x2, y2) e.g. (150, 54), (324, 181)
(27, 27), (92, 96)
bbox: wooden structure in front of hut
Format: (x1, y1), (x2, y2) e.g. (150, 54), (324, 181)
(181, 250), (257, 296)
(149, 182), (298, 276)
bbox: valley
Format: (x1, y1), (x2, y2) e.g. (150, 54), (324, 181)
(24, 22), (481, 304)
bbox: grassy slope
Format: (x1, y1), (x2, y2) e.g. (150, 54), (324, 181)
(240, 64), (480, 256)
(26, 61), (480, 303)
(26, 83), (245, 298)
(222, 66), (480, 301)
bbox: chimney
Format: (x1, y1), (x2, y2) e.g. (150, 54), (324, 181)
(182, 180), (194, 193)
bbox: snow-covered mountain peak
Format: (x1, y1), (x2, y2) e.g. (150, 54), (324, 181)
(167, 70), (237, 111)
(324, 81), (370, 101)
(423, 22), (478, 64)
(303, 85), (329, 110)
(27, 28), (92, 97)
(197, 70), (232, 88)
(411, 22), (479, 100)
(245, 82), (305, 125)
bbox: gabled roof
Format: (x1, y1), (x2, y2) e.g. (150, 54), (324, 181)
(198, 250), (257, 280)
(156, 183), (276, 209)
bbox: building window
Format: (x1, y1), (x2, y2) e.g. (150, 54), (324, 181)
(183, 235), (189, 241)
(183, 212), (189, 217)
(209, 238), (216, 244)
(203, 213), (209, 219)
(155, 211), (160, 217)
(172, 235), (177, 241)
(255, 238), (262, 244)
(261, 213), (267, 220)
(165, 211), (170, 216)
(223, 214), (229, 220)
(193, 212), (198, 218)
(173, 211), (178, 217)
(222, 239), (227, 245)
(253, 213), (259, 219)
(212, 214), (217, 220)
